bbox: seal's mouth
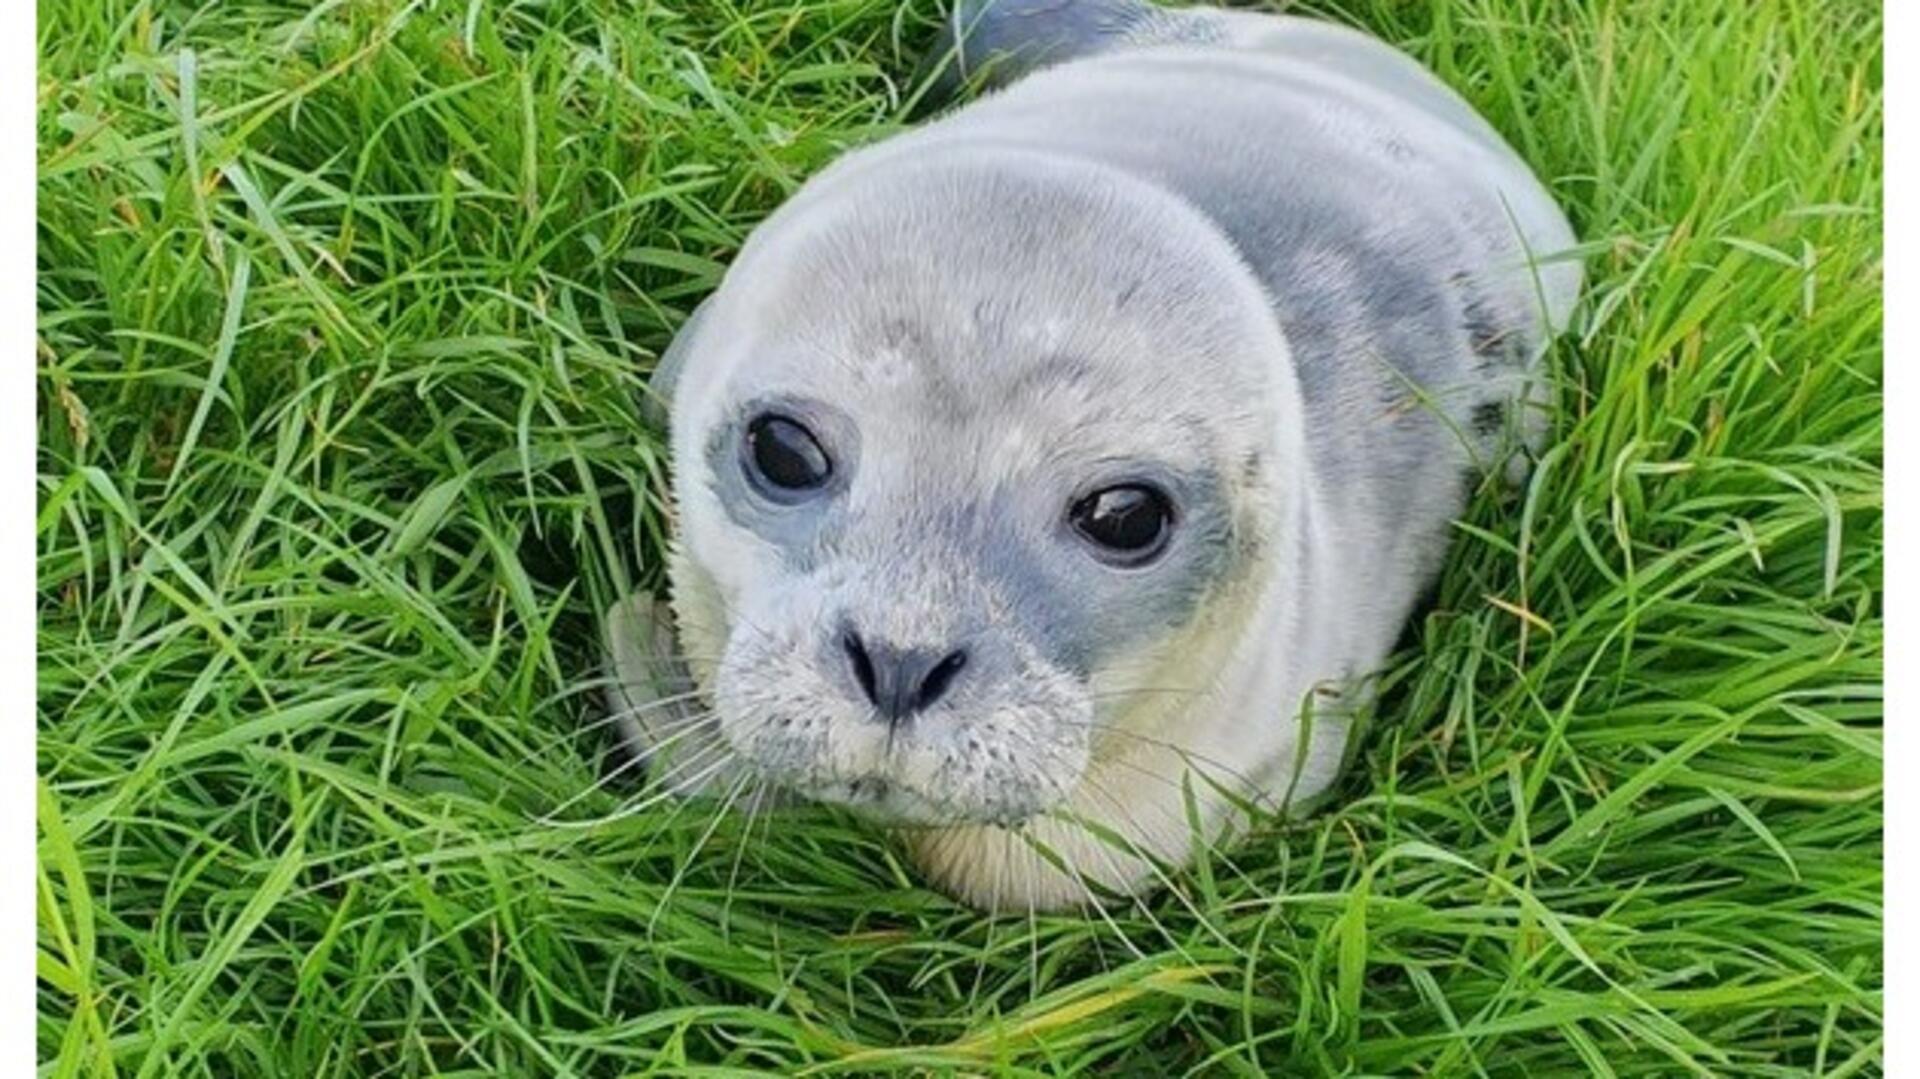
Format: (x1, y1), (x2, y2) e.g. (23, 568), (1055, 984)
(791, 773), (1035, 828)
(771, 760), (1059, 825)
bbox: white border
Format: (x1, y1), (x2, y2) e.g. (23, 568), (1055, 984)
(4, 1), (1895, 1072)
(9, 1), (42, 1069)
(1881, 0), (1907, 1068)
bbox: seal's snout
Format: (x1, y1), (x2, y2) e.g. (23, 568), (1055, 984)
(840, 628), (969, 724)
(711, 578), (1091, 826)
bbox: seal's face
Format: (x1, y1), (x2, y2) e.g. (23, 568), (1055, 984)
(665, 156), (1292, 832)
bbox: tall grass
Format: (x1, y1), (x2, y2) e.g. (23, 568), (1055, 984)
(37, 0), (1881, 1073)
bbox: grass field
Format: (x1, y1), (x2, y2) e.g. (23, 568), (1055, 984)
(35, 0), (1884, 1074)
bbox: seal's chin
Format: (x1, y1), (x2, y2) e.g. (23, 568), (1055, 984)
(714, 698), (1091, 829)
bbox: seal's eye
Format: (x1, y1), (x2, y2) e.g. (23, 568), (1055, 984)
(1069, 484), (1174, 564)
(744, 414), (832, 495)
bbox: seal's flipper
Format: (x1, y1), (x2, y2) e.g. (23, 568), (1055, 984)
(913, 0), (1216, 111)
(603, 590), (740, 797)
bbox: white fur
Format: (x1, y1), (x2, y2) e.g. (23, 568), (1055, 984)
(605, 9), (1580, 909)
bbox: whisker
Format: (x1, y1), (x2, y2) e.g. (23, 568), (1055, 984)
(508, 694), (717, 771)
(649, 769), (757, 934)
(1070, 775), (1247, 959)
(535, 726), (733, 826)
(720, 779), (779, 936)
(1033, 777), (1201, 967)
(1082, 754), (1266, 893)
(539, 740), (659, 820)
(598, 711), (728, 779)
(594, 688), (715, 731)
(1016, 772), (1146, 961)
(1054, 718), (1273, 799)
(1086, 686), (1208, 702)
(583, 704), (799, 837)
(539, 749), (739, 831)
(967, 869), (1007, 1011)
(531, 672), (633, 710)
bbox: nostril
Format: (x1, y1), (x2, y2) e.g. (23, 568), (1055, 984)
(915, 649), (968, 711)
(841, 628), (971, 723)
(843, 631), (877, 706)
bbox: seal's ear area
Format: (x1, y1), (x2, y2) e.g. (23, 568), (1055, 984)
(640, 296), (711, 432)
(910, 0), (1160, 114)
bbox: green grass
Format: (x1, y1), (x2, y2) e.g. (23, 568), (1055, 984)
(35, 0), (1882, 1073)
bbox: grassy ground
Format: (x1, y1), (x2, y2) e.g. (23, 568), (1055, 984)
(36, 0), (1882, 1074)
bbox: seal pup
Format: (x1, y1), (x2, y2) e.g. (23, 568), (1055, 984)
(604, 0), (1581, 910)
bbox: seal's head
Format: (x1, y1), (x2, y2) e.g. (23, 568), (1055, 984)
(655, 147), (1310, 905)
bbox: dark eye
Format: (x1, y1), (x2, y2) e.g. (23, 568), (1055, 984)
(1069, 484), (1175, 564)
(744, 414), (831, 495)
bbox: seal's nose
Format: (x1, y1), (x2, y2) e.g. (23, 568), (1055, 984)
(841, 630), (968, 723)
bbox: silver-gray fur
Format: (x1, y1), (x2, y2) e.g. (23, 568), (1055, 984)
(605, 0), (1581, 910)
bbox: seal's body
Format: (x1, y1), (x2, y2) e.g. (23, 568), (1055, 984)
(606, 2), (1580, 909)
